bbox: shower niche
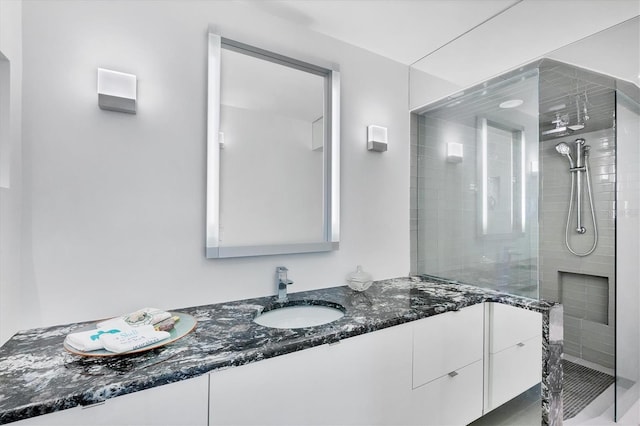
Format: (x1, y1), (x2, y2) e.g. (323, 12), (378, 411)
(559, 272), (610, 325)
(559, 271), (613, 368)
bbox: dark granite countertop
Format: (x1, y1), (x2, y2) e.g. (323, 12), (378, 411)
(0, 275), (555, 424)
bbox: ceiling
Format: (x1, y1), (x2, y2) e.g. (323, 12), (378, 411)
(538, 61), (616, 140)
(242, 0), (639, 88)
(417, 59), (617, 142)
(242, 0), (520, 65)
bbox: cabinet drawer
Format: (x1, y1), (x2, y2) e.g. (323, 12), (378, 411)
(413, 303), (483, 388)
(411, 359), (484, 425)
(489, 303), (541, 353)
(487, 334), (542, 411)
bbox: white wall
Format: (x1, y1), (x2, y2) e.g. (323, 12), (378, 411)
(14, 0), (409, 333)
(0, 0), (23, 344)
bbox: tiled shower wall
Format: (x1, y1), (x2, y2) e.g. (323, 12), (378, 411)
(540, 127), (616, 368)
(412, 114), (538, 298)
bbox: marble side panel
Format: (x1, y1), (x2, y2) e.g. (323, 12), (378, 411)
(543, 303), (564, 426)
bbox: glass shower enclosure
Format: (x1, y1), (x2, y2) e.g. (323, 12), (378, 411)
(412, 67), (539, 299)
(411, 58), (640, 423)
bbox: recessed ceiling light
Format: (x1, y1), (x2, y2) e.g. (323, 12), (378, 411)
(499, 99), (523, 109)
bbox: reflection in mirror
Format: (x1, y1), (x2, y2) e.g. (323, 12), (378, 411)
(477, 118), (525, 236)
(219, 48), (324, 246)
(206, 33), (340, 258)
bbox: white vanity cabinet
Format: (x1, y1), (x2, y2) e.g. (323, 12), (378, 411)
(208, 322), (415, 425)
(209, 304), (485, 426)
(13, 374), (209, 426)
(485, 302), (542, 412)
(410, 303), (485, 425)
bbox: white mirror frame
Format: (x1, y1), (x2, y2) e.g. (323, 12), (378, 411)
(206, 32), (340, 258)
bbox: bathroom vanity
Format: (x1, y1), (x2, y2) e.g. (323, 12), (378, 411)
(0, 276), (562, 425)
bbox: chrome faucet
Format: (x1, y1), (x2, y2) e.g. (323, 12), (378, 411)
(276, 266), (293, 301)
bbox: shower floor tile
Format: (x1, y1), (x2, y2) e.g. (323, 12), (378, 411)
(469, 356), (617, 425)
(563, 359), (615, 419)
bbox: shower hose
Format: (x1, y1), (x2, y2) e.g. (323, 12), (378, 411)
(564, 156), (598, 256)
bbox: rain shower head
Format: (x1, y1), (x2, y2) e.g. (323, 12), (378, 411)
(542, 126), (571, 137)
(542, 113), (572, 137)
(555, 142), (575, 168)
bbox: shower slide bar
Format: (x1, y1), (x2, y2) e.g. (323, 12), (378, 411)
(555, 138), (598, 256)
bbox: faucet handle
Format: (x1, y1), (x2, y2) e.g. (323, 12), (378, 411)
(276, 266), (292, 284)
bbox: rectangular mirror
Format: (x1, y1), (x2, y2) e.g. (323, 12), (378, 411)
(206, 32), (340, 258)
(477, 117), (525, 237)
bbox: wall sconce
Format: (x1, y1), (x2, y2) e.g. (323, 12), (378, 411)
(367, 125), (388, 152)
(97, 68), (137, 114)
(446, 142), (463, 163)
(530, 160), (539, 174)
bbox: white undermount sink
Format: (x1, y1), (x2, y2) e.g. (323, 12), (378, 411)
(254, 302), (345, 329)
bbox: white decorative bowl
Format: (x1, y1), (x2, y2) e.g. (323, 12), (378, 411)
(346, 265), (373, 292)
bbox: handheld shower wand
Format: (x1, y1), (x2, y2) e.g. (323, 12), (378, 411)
(555, 142), (575, 168)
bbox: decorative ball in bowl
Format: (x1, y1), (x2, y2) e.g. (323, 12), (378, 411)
(346, 265), (373, 292)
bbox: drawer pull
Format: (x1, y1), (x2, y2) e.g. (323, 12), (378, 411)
(448, 371), (459, 378)
(517, 342), (525, 347)
(81, 402), (106, 410)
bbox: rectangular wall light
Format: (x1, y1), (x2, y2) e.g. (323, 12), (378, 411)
(367, 125), (388, 152)
(97, 68), (137, 114)
(446, 142), (463, 163)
